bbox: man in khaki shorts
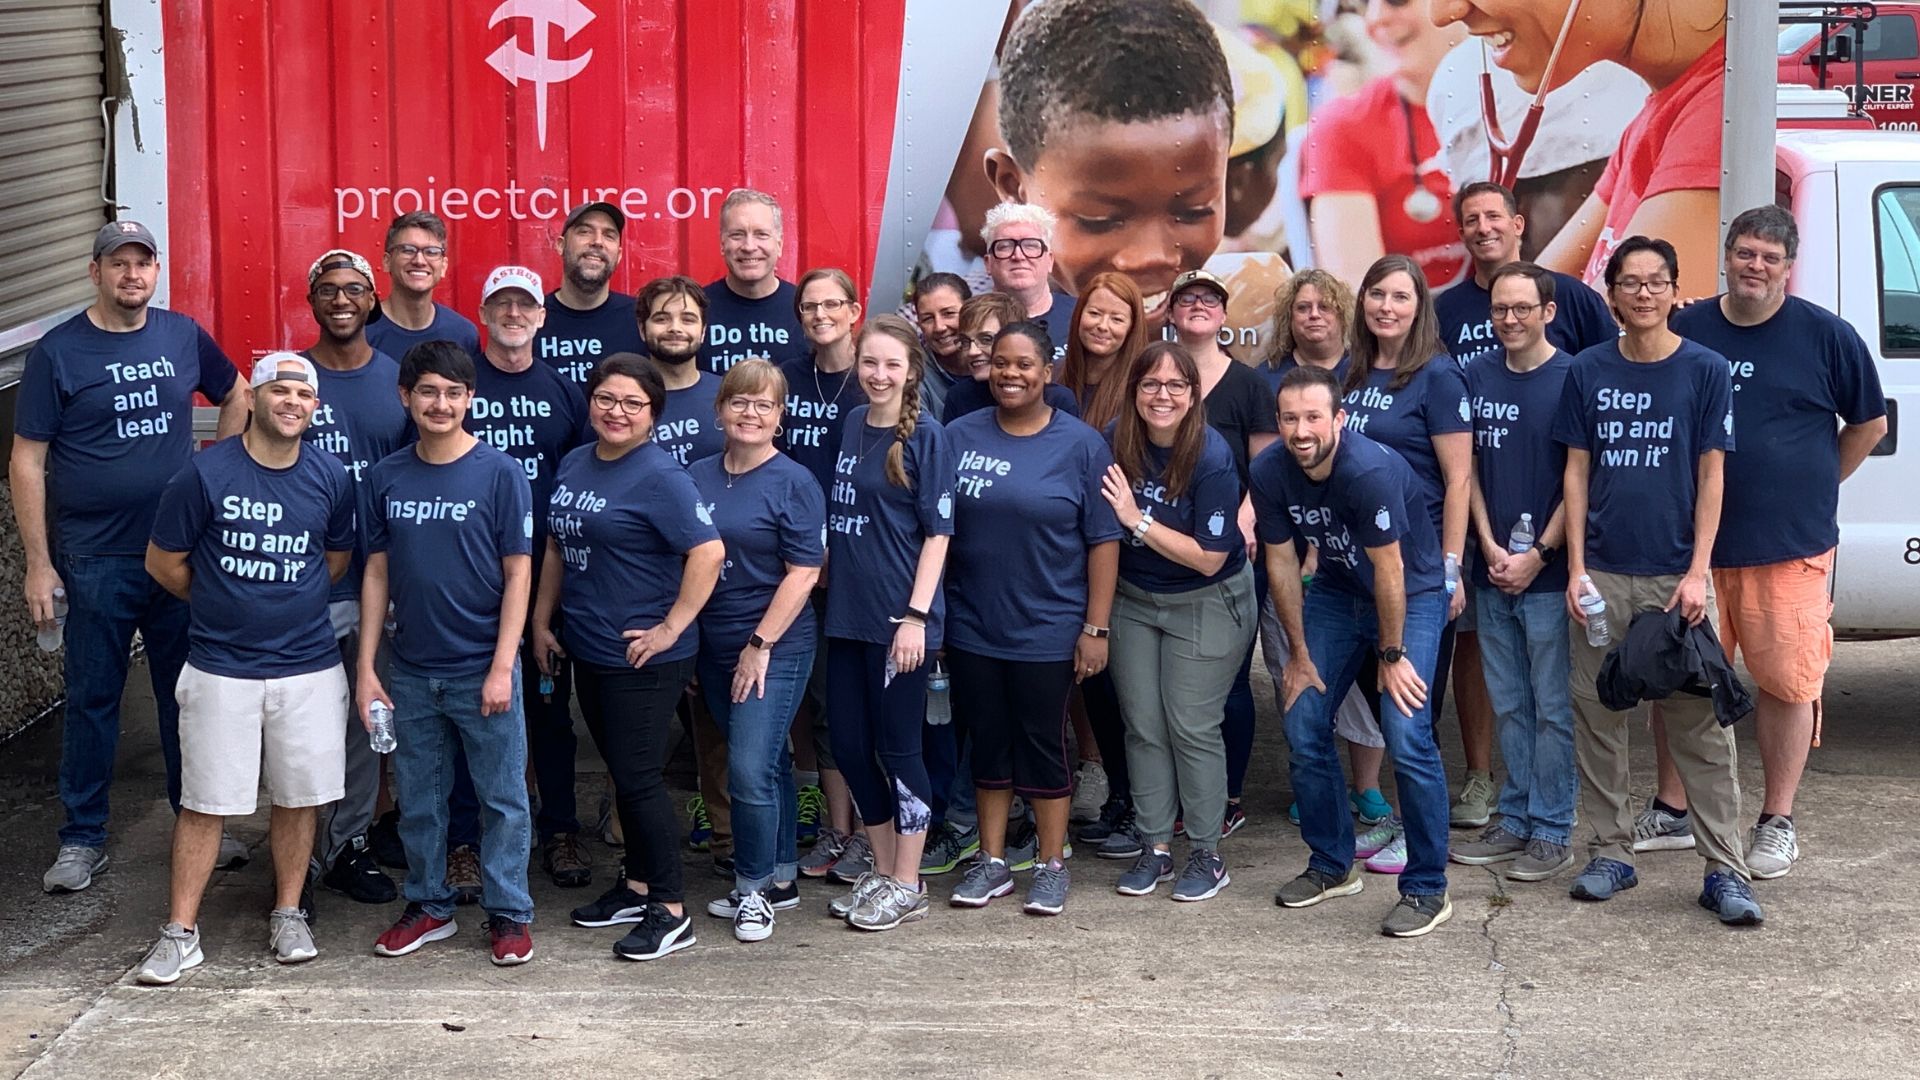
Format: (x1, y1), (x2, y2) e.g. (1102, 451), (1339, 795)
(136, 353), (357, 983)
(1660, 206), (1888, 879)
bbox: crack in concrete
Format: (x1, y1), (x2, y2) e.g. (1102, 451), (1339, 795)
(1480, 867), (1521, 1080)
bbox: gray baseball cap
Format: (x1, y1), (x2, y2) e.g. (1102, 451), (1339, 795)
(93, 220), (158, 260)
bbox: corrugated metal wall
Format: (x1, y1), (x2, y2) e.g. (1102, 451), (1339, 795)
(161, 0), (906, 366)
(0, 0), (108, 340)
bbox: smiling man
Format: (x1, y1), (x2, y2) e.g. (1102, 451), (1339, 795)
(701, 189), (808, 374)
(536, 202), (644, 386)
(1436, 183), (1615, 370)
(638, 276), (725, 467)
(365, 212), (480, 360)
(978, 204), (1075, 362)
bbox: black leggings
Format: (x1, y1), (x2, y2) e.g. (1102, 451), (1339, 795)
(1081, 670), (1130, 805)
(947, 648), (1075, 799)
(826, 638), (933, 834)
(575, 657), (695, 904)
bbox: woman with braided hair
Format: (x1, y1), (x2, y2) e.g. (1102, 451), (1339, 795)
(822, 314), (956, 932)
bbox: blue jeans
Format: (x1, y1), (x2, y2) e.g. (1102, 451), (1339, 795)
(1283, 586), (1449, 896)
(698, 645), (811, 895)
(58, 553), (189, 848)
(1474, 587), (1576, 846)
(386, 660), (534, 923)
(446, 623), (582, 850)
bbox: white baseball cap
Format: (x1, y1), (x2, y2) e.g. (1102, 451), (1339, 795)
(482, 265), (544, 303)
(251, 350), (319, 389)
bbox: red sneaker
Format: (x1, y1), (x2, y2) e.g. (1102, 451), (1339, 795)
(373, 903), (457, 957)
(488, 916), (533, 966)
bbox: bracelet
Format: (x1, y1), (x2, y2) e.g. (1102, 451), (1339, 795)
(1081, 623), (1110, 639)
(1129, 512), (1154, 547)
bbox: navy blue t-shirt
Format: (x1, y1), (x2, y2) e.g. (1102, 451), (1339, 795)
(15, 308), (238, 556)
(776, 354), (865, 496)
(365, 442), (533, 676)
(944, 410), (1123, 661)
(1109, 424), (1245, 593)
(536, 291), (643, 386)
(1250, 430), (1444, 599)
(689, 452), (826, 657)
(466, 355), (590, 550)
(301, 350), (412, 602)
(1672, 295), (1886, 568)
(1341, 359), (1471, 537)
(1260, 353), (1351, 397)
(1466, 350), (1572, 593)
(1035, 289), (1076, 363)
(655, 369), (726, 467)
(940, 378), (1080, 425)
(700, 278), (808, 373)
(1552, 339), (1735, 576)
(548, 440), (721, 668)
(365, 304), (481, 361)
(1436, 271), (1617, 370)
(149, 438), (355, 679)
(824, 408), (957, 649)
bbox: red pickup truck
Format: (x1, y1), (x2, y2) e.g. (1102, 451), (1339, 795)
(1779, 4), (1920, 130)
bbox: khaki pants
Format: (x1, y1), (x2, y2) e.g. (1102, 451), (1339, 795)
(690, 690), (733, 857)
(1570, 570), (1747, 877)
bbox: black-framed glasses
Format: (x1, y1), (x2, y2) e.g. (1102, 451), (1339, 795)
(1612, 279), (1674, 296)
(1490, 303), (1540, 320)
(387, 244), (446, 259)
(1139, 378), (1192, 398)
(311, 282), (372, 301)
(988, 237), (1048, 260)
(591, 392), (652, 415)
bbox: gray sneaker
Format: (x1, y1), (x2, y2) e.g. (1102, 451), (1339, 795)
(798, 826), (848, 878)
(136, 923), (203, 985)
(269, 907), (317, 964)
(43, 846), (108, 893)
(217, 831), (250, 871)
(1004, 818), (1039, 872)
(1747, 815), (1799, 880)
(948, 855), (1014, 908)
(1450, 823), (1528, 865)
(1023, 859), (1070, 915)
(1275, 864), (1364, 908)
(1115, 849), (1176, 896)
(1171, 848), (1231, 902)
(827, 831), (875, 884)
(1507, 838), (1575, 882)
(1631, 804), (1696, 852)
(1381, 893), (1453, 938)
(919, 822), (980, 876)
(847, 878), (929, 931)
(828, 871), (891, 918)
(1450, 771), (1495, 828)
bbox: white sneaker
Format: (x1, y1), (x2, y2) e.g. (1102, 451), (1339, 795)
(1068, 761), (1110, 824)
(1747, 815), (1799, 880)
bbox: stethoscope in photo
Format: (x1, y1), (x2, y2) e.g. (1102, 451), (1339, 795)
(1481, 0), (1585, 187)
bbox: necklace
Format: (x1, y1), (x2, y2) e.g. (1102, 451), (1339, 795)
(812, 359), (851, 411)
(856, 421), (891, 467)
(722, 449), (774, 488)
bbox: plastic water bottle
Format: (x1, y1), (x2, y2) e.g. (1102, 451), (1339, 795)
(35, 587), (67, 652)
(538, 651), (556, 701)
(1507, 513), (1535, 555)
(926, 661), (951, 726)
(1444, 553), (1461, 598)
(1578, 575), (1611, 648)
(368, 701), (397, 754)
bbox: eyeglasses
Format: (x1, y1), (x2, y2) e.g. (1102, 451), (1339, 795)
(965, 333), (996, 352)
(408, 385), (469, 403)
(1612, 279), (1674, 296)
(1490, 303), (1540, 320)
(798, 298), (850, 316)
(725, 397), (779, 416)
(591, 392), (652, 415)
(1173, 291), (1224, 310)
(987, 237), (1048, 260)
(1731, 247), (1788, 268)
(1138, 378), (1192, 398)
(312, 282), (372, 301)
(485, 296), (540, 312)
(387, 244), (446, 259)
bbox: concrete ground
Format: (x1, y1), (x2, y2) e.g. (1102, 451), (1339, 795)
(0, 642), (1916, 1080)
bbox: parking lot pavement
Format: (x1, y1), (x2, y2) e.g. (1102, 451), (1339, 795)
(1, 640), (1916, 1079)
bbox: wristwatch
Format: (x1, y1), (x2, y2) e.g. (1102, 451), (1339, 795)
(1129, 511), (1154, 547)
(1082, 623), (1110, 639)
(1378, 645), (1407, 665)
(1532, 542), (1559, 564)
(747, 633), (771, 650)
(903, 605), (931, 624)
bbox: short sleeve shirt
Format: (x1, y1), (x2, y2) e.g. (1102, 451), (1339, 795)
(1205, 359), (1281, 492)
(655, 370), (726, 467)
(302, 350), (413, 602)
(1436, 272), (1617, 370)
(1109, 424), (1246, 593)
(466, 355), (591, 551)
(1340, 359), (1472, 536)
(536, 291), (644, 386)
(365, 304), (481, 360)
(149, 438), (354, 678)
(823, 408), (957, 649)
(1250, 430), (1444, 599)
(689, 453), (826, 658)
(700, 278), (809, 373)
(776, 354), (866, 496)
(1466, 351), (1573, 593)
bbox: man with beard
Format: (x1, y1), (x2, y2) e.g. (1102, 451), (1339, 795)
(701, 189), (808, 373)
(537, 202), (644, 386)
(301, 249), (410, 911)
(638, 276), (725, 467)
(16, 221), (246, 894)
(449, 265), (593, 890)
(366, 211), (481, 360)
(1255, 365), (1454, 939)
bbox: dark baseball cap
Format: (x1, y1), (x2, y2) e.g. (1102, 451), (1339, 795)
(93, 220), (158, 260)
(563, 201), (626, 234)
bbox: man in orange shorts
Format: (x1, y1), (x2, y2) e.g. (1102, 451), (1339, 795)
(1660, 206), (1888, 879)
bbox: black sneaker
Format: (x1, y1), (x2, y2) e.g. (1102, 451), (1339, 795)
(1095, 808), (1144, 860)
(367, 810), (408, 870)
(570, 883), (649, 928)
(1075, 798), (1126, 844)
(321, 839), (397, 904)
(613, 903), (696, 961)
(711, 853), (736, 880)
(706, 880), (801, 918)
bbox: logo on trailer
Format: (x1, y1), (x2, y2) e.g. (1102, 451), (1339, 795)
(485, 0), (597, 151)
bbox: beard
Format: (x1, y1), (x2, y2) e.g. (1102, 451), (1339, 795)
(647, 339), (700, 366)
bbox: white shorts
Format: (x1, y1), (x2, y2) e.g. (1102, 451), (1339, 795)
(176, 662), (349, 816)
